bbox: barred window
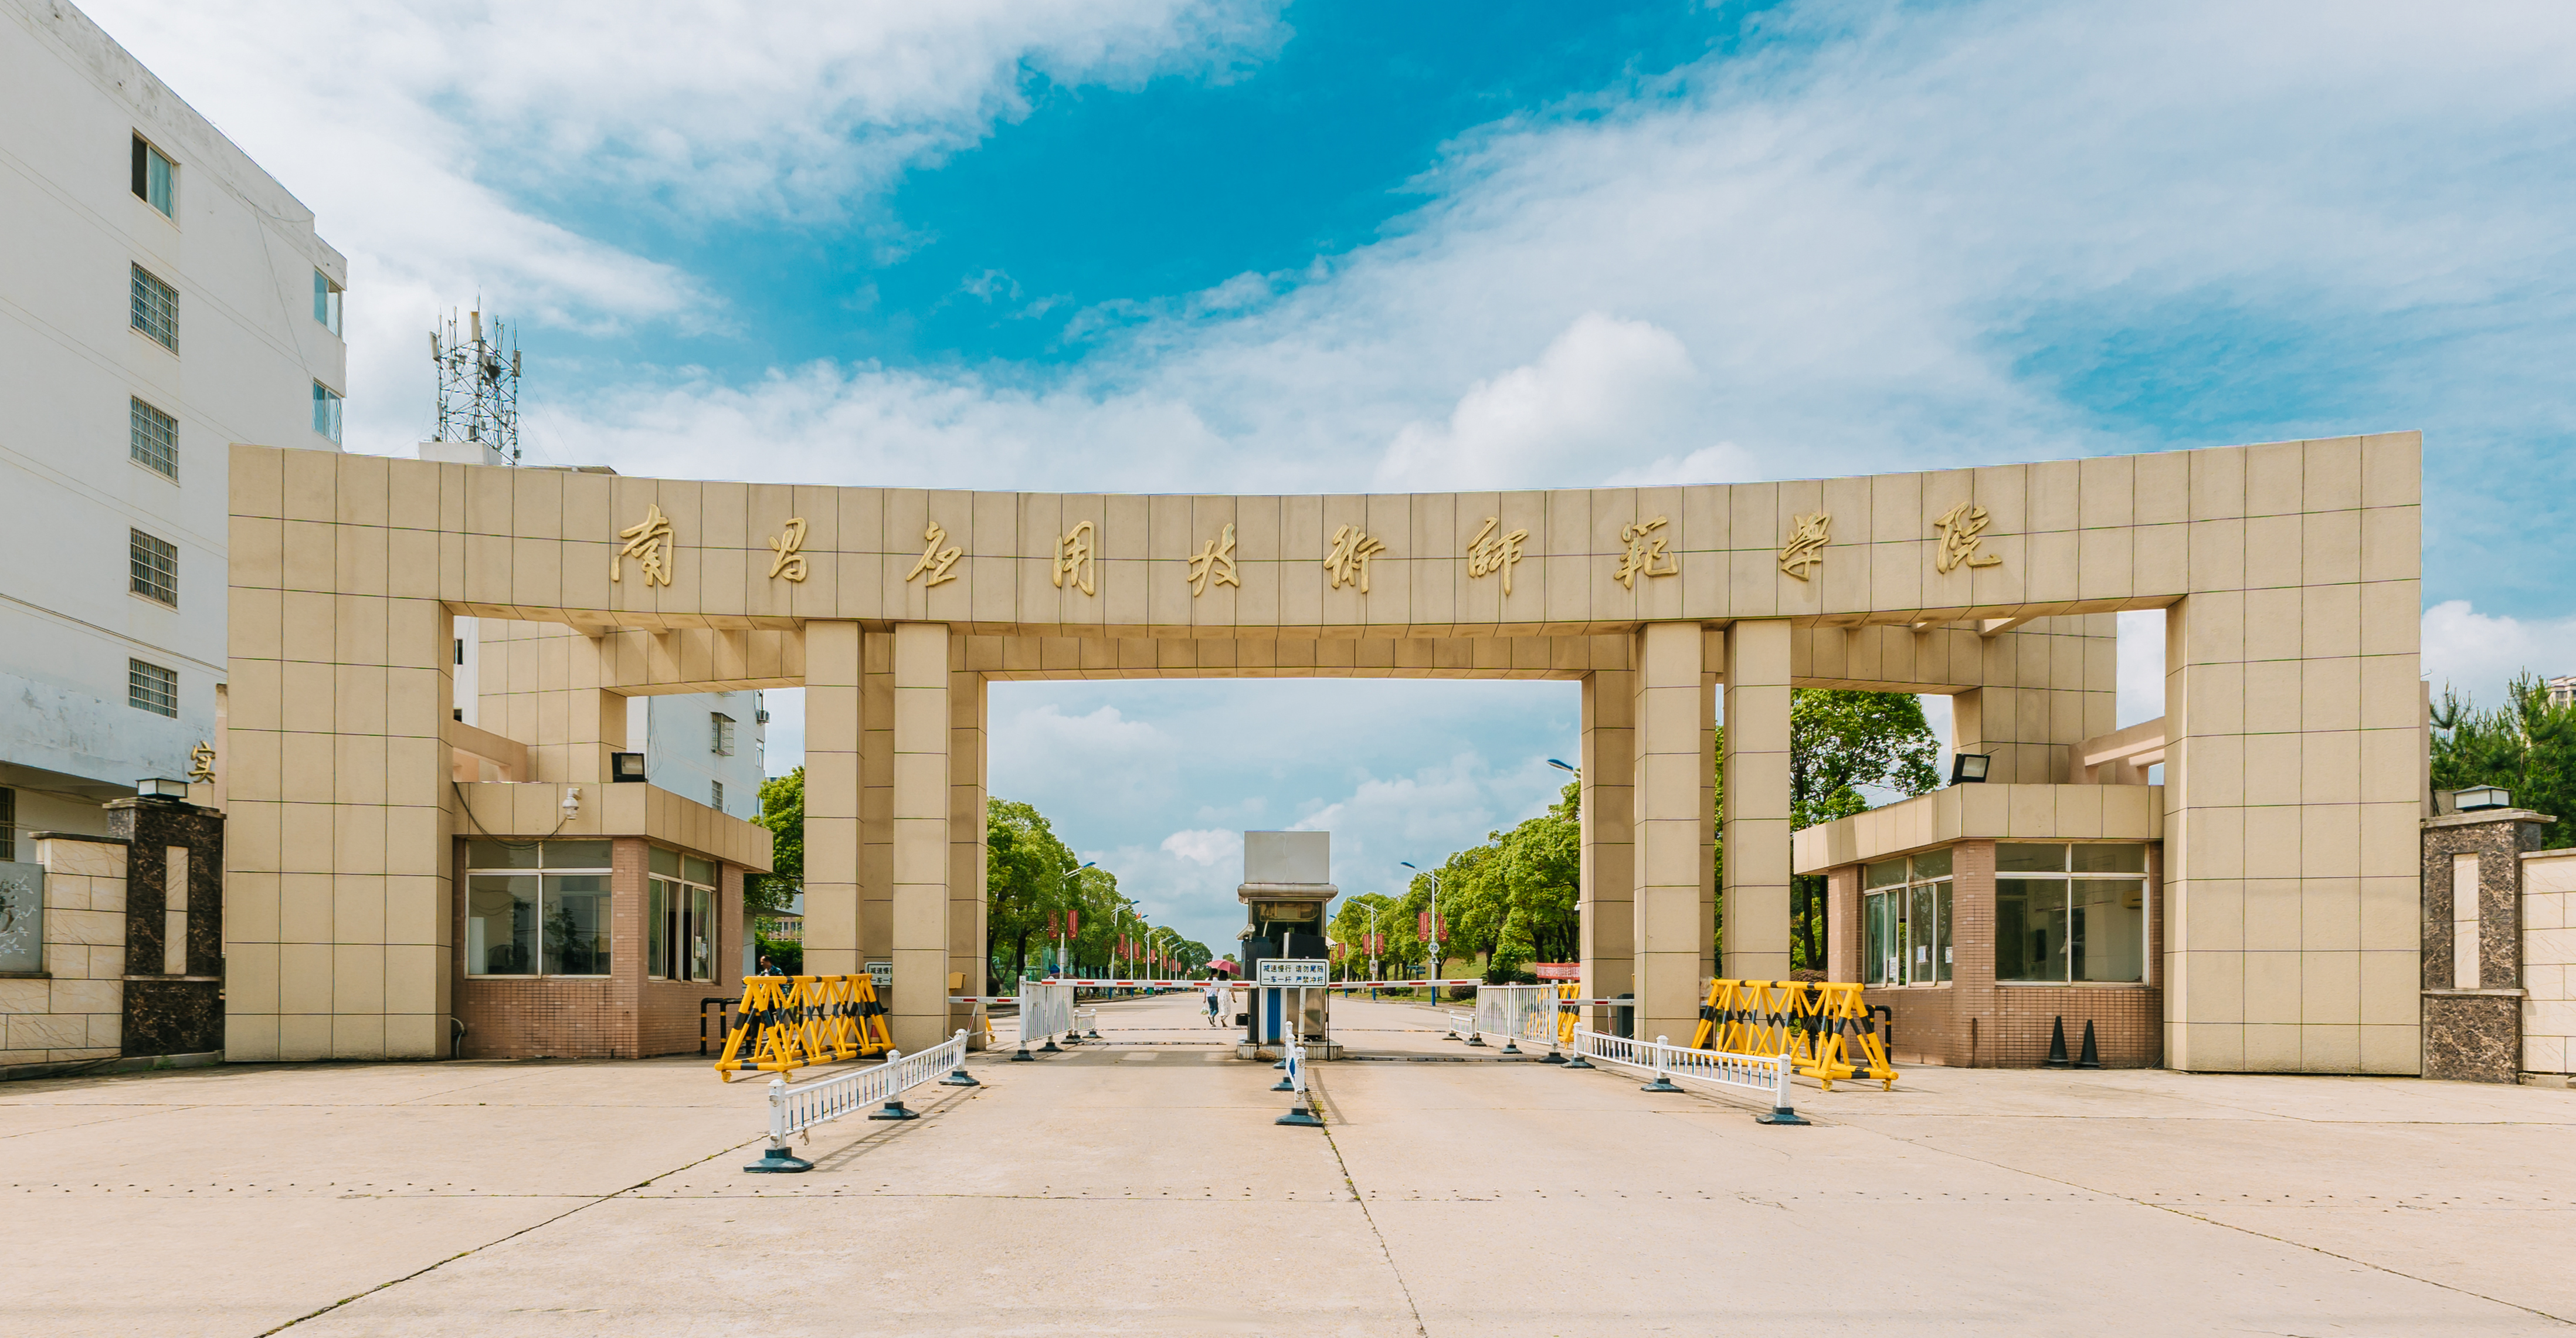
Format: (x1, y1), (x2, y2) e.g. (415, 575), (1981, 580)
(131, 264), (177, 350)
(128, 659), (178, 717)
(130, 529), (178, 605)
(0, 787), (14, 862)
(711, 780), (725, 813)
(711, 712), (735, 756)
(130, 397), (177, 478)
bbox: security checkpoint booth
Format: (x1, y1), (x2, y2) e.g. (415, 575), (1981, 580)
(1234, 831), (1340, 1060)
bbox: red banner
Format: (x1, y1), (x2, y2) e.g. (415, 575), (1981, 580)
(1066, 909), (1080, 937)
(1417, 912), (1447, 940)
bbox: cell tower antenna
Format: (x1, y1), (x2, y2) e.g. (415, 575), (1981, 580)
(432, 306), (524, 463)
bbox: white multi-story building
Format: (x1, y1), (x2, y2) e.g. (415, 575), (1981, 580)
(0, 0), (345, 852)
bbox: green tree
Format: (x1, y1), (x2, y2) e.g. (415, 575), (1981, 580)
(1783, 690), (1941, 971)
(749, 768), (803, 920)
(986, 798), (1078, 990)
(2433, 674), (2574, 849)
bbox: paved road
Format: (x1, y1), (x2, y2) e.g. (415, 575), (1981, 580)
(1, 992), (2569, 1336)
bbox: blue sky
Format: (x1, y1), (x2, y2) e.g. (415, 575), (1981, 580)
(94, 0), (2576, 955)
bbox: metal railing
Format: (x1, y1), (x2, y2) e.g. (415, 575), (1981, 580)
(1475, 984), (1556, 1055)
(1567, 1027), (1806, 1124)
(746, 1028), (972, 1172)
(1012, 981), (1075, 1059)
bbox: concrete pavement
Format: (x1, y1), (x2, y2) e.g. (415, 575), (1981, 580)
(0, 992), (2568, 1336)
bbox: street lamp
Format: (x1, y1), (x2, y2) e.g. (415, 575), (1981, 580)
(1547, 758), (1577, 773)
(1400, 861), (1442, 991)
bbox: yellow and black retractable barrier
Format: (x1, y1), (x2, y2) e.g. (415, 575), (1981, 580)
(714, 973), (894, 1080)
(1686, 977), (1898, 1092)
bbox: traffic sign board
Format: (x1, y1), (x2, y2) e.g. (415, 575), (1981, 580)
(1258, 958), (1328, 986)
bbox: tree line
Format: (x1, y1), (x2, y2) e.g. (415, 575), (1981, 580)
(747, 770), (1213, 987)
(1333, 689), (1941, 983)
(2434, 673), (2574, 848)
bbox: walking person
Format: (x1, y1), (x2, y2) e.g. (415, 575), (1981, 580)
(1203, 977), (1226, 1028)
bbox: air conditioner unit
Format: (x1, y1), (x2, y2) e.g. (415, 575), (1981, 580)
(755, 710), (771, 724)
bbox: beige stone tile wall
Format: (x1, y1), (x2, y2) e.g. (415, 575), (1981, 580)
(1633, 622), (1711, 1044)
(1578, 670), (1635, 1029)
(889, 623), (950, 1051)
(1, 837), (128, 1065)
(1722, 621), (1793, 988)
(227, 433), (2421, 1072)
(2164, 434), (2422, 1074)
(2524, 849), (2576, 1076)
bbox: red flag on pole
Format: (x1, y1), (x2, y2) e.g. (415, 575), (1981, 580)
(1066, 909), (1080, 937)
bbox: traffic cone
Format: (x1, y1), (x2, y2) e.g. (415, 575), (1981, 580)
(2075, 1019), (2102, 1069)
(2043, 1015), (2072, 1069)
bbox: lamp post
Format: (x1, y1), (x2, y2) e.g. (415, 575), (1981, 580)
(1400, 861), (1441, 993)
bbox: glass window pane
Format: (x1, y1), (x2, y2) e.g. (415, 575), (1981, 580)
(466, 875), (537, 975)
(127, 659), (178, 717)
(1909, 885), (1933, 984)
(690, 886), (716, 981)
(147, 147), (174, 215)
(1875, 897), (1896, 990)
(1934, 882), (1954, 982)
(467, 841), (537, 870)
(542, 874), (612, 975)
(545, 840), (614, 870)
(1910, 848), (1952, 880)
(2072, 844), (2147, 874)
(2073, 879), (2146, 982)
(684, 855), (716, 887)
(1995, 878), (2070, 981)
(129, 397), (177, 478)
(1996, 843), (2067, 873)
(1865, 859), (1907, 889)
(649, 846), (680, 878)
(647, 880), (669, 979)
(311, 382), (342, 444)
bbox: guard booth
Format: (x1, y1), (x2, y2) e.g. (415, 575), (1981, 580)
(1235, 831), (1339, 1059)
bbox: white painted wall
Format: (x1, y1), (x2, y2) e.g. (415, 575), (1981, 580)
(0, 0), (344, 836)
(642, 692), (769, 822)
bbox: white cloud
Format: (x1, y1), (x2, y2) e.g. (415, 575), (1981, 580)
(77, 0), (1287, 453)
(1158, 829), (1239, 866)
(2421, 601), (2576, 712)
(494, 0), (2576, 506)
(1375, 313), (1698, 490)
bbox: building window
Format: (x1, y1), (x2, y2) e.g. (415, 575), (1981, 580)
(128, 659), (178, 717)
(129, 529), (178, 605)
(313, 270), (342, 336)
(312, 382), (342, 443)
(711, 780), (725, 812)
(711, 712), (735, 756)
(647, 847), (720, 981)
(131, 134), (175, 216)
(463, 840), (613, 977)
(0, 787), (14, 862)
(1862, 849), (1952, 986)
(1995, 843), (2149, 984)
(131, 264), (178, 351)
(130, 397), (178, 479)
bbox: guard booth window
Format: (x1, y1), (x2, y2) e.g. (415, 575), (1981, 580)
(1862, 849), (1952, 986)
(647, 847), (718, 981)
(464, 840), (612, 977)
(1995, 843), (2148, 984)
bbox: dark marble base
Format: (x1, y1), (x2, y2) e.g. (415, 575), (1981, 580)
(124, 979), (221, 1057)
(2422, 993), (2519, 1083)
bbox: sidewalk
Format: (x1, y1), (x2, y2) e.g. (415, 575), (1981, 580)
(0, 992), (2568, 1335)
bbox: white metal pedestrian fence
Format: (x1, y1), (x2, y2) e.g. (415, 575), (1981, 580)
(1013, 981), (1076, 1057)
(746, 1028), (972, 1171)
(1474, 984), (1557, 1054)
(1567, 1027), (1807, 1124)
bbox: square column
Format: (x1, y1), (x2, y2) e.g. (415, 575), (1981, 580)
(1631, 623), (1710, 1044)
(1579, 669), (1635, 1032)
(949, 664), (988, 1033)
(1723, 618), (1793, 983)
(860, 632), (895, 964)
(890, 622), (953, 1050)
(802, 622), (861, 977)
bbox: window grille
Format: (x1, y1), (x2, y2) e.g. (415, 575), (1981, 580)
(129, 659), (178, 717)
(711, 780), (725, 812)
(130, 529), (178, 605)
(130, 264), (178, 350)
(711, 712), (735, 756)
(130, 397), (177, 478)
(0, 787), (14, 862)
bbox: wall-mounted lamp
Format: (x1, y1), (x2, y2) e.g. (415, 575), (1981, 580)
(610, 751), (646, 782)
(561, 785), (582, 818)
(2455, 785), (2511, 811)
(1949, 753), (1993, 784)
(136, 777), (189, 800)
(1547, 758), (1577, 774)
